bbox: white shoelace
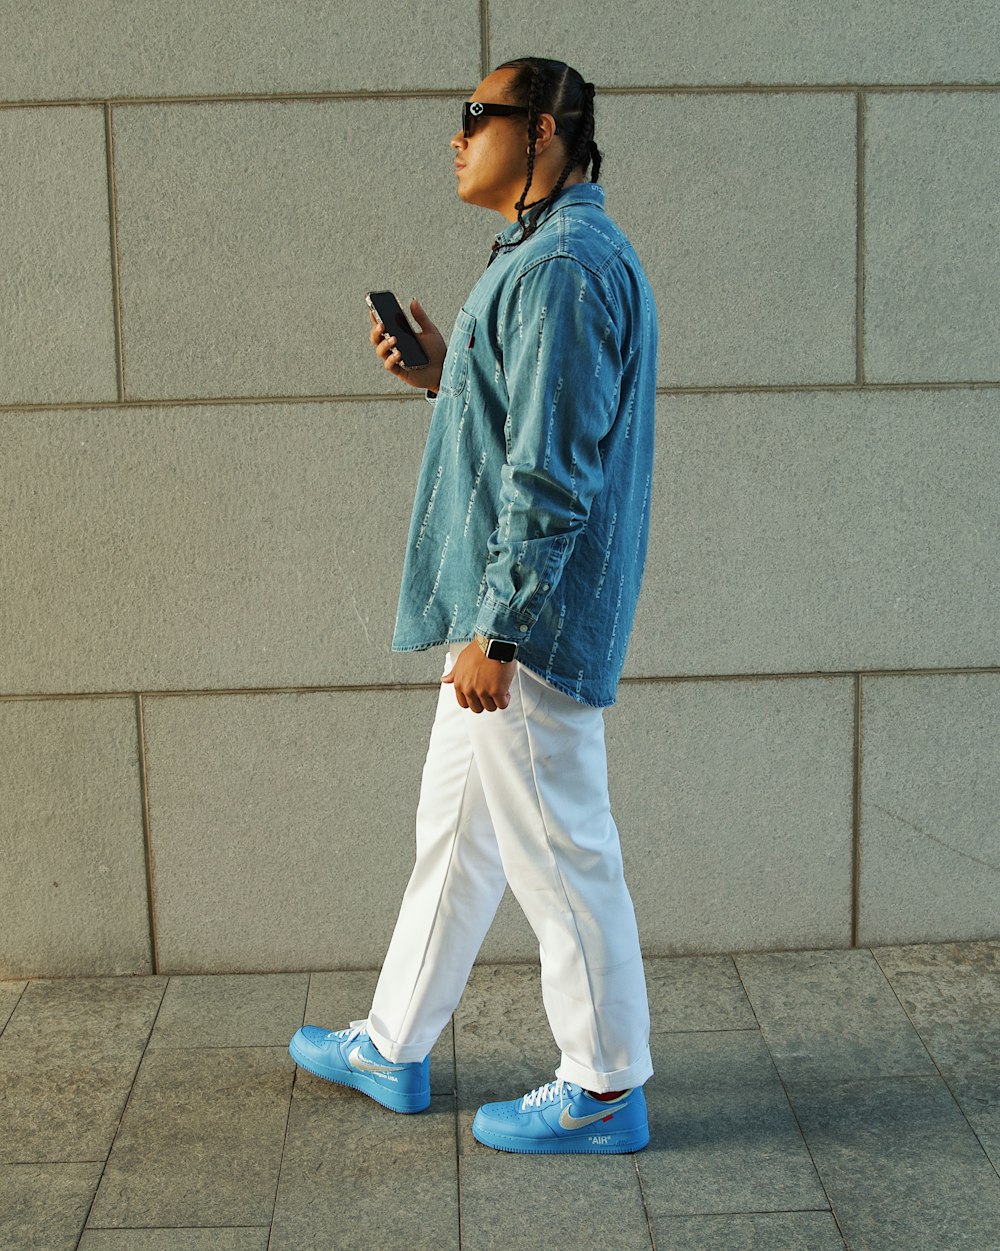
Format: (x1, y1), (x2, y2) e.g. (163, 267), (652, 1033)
(520, 1078), (569, 1111)
(325, 1020), (368, 1043)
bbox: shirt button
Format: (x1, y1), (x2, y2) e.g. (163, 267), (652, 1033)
(519, 625), (528, 632)
(540, 583), (549, 592)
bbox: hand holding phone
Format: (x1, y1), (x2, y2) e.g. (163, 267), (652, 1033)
(366, 291), (429, 368)
(366, 292), (446, 394)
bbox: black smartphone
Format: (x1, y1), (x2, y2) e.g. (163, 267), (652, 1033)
(365, 290), (429, 369)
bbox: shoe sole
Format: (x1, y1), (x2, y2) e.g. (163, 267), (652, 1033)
(471, 1121), (650, 1154)
(288, 1039), (430, 1114)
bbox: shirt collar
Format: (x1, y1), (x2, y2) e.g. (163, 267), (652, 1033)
(492, 181), (606, 248)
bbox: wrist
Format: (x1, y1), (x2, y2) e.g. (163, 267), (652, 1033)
(474, 632), (519, 663)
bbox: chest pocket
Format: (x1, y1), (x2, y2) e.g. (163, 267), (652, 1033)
(437, 308), (477, 398)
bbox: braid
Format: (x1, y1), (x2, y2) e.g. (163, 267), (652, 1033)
(544, 80), (596, 208)
(513, 65), (546, 238)
(490, 58), (602, 261)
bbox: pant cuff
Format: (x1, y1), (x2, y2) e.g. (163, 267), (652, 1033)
(365, 1017), (432, 1065)
(555, 1048), (654, 1093)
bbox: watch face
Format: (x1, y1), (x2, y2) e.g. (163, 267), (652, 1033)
(486, 639), (518, 663)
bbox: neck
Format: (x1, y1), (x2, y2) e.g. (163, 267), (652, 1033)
(500, 167), (587, 223)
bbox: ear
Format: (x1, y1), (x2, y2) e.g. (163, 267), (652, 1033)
(533, 112), (559, 153)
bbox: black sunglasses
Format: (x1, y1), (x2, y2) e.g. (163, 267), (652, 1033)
(462, 100), (560, 138)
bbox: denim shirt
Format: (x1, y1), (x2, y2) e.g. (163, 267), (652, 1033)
(392, 182), (658, 707)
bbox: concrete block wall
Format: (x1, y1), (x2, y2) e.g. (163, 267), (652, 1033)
(1, 4), (997, 978)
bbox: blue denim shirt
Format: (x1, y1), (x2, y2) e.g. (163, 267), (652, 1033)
(392, 182), (657, 707)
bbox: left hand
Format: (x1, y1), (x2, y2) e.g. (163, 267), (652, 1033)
(442, 641), (516, 713)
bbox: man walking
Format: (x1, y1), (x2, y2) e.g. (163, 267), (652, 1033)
(290, 56), (658, 1155)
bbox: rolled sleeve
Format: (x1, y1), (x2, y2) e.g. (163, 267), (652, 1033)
(474, 257), (623, 643)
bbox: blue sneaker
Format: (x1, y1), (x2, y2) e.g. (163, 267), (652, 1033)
(472, 1078), (649, 1154)
(288, 1020), (430, 1114)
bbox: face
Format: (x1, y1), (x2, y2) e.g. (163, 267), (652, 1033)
(451, 69), (542, 220)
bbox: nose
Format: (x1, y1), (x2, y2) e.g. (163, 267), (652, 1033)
(450, 130), (466, 151)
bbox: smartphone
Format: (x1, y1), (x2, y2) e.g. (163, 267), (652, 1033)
(365, 291), (429, 369)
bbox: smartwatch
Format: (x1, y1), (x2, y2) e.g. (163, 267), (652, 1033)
(474, 632), (519, 663)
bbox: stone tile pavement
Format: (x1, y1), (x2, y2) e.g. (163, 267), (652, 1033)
(1, 941), (999, 1250)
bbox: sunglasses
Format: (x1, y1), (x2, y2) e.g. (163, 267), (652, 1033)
(462, 100), (560, 138)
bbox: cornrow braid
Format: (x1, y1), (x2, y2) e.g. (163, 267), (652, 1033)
(489, 58), (601, 262)
(513, 64), (547, 238)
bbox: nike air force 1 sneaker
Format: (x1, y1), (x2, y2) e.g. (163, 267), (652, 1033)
(472, 1078), (649, 1154)
(288, 1021), (430, 1114)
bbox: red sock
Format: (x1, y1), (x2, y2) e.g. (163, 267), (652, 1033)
(588, 1088), (626, 1101)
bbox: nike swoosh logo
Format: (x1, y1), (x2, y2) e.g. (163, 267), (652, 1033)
(559, 1105), (622, 1131)
(348, 1044), (407, 1074)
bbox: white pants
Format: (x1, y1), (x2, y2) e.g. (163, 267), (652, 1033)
(365, 650), (653, 1092)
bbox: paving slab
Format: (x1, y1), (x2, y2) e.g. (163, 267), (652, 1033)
(939, 1069), (1000, 1176)
(871, 940), (1000, 1072)
(0, 978), (166, 1163)
(865, 92), (1000, 383)
(859, 674), (1000, 944)
(647, 1211), (845, 1251)
(87, 1047), (292, 1228)
(454, 963), (559, 1100)
(788, 1074), (1000, 1251)
(0, 105), (117, 406)
(637, 1031), (827, 1217)
(270, 1089), (458, 1250)
(626, 390), (1000, 688)
(0, 977), (166, 1052)
(304, 968), (456, 1096)
(147, 973), (309, 1050)
(489, 0), (1000, 86)
(0, 1162), (103, 1251)
(735, 948), (936, 1084)
(870, 941), (1000, 1174)
(600, 92), (856, 388)
(143, 685), (439, 974)
(79, 1233), (268, 1251)
(452, 962), (653, 1248)
(111, 99), (485, 401)
(0, 0), (479, 100)
(645, 954), (757, 1032)
(607, 673), (854, 955)
(0, 698), (152, 979)
(457, 1107), (652, 1251)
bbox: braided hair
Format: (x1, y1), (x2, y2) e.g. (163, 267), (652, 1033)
(490, 58), (601, 260)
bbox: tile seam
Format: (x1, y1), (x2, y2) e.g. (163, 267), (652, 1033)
(648, 1206), (836, 1217)
(856, 92), (865, 386)
(74, 974), (170, 1237)
(852, 675), (863, 947)
(2, 667), (998, 704)
(631, 1147), (659, 1249)
(103, 102), (126, 401)
(2, 379), (999, 414)
(0, 984), (29, 1040)
(751, 1010), (848, 1242)
(480, 0), (490, 82)
(266, 1025), (299, 1245)
(135, 694), (159, 975)
(868, 947), (1000, 1186)
(727, 959), (846, 1233)
(1, 82), (999, 110)
(452, 1015), (463, 1251)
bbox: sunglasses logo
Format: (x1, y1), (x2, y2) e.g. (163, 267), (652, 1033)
(468, 101), (485, 117)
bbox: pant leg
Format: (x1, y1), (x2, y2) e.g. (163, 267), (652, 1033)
(464, 661), (653, 1092)
(366, 660), (508, 1063)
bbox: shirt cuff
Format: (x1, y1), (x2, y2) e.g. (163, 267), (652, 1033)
(474, 596), (534, 644)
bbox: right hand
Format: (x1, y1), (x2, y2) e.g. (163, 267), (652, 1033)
(369, 298), (446, 394)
